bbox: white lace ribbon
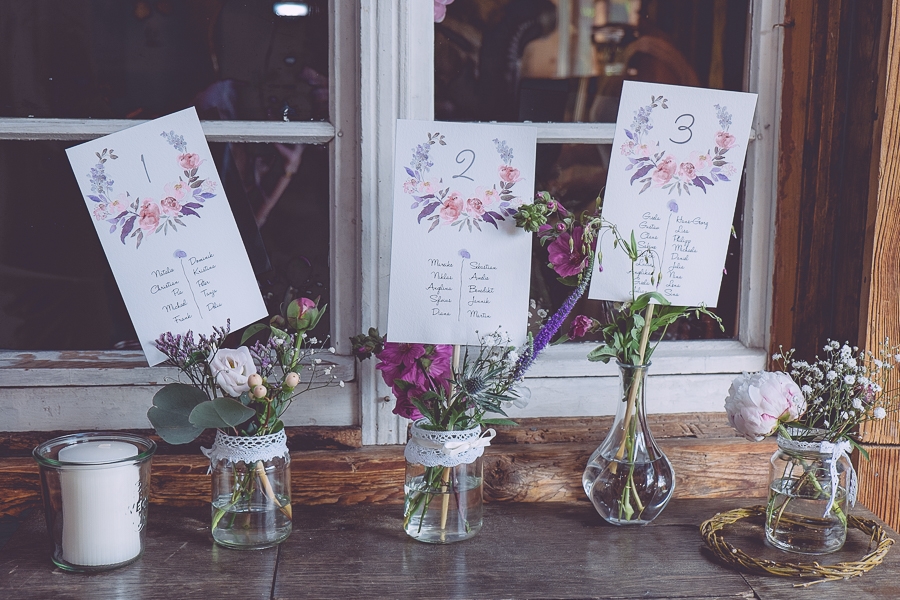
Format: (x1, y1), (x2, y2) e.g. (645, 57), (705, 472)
(778, 434), (857, 517)
(404, 423), (495, 468)
(202, 430), (289, 471)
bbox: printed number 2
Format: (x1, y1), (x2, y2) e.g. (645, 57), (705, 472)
(669, 114), (694, 145)
(453, 149), (475, 181)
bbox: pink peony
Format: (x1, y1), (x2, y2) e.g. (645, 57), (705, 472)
(466, 197), (485, 216)
(164, 181), (188, 200)
(679, 162), (696, 180)
(178, 153), (203, 170)
(651, 155), (676, 185)
(298, 297), (316, 316)
(440, 193), (463, 222)
(724, 371), (806, 441)
(499, 165), (521, 183)
(716, 131), (736, 150)
(547, 226), (590, 278)
(160, 196), (182, 216)
(568, 315), (593, 339)
(138, 200), (160, 232)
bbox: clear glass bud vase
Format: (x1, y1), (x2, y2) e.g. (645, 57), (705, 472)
(403, 421), (484, 543)
(208, 431), (292, 549)
(583, 362), (675, 525)
(766, 431), (853, 554)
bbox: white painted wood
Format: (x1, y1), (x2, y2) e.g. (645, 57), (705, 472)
(739, 0), (784, 351)
(0, 350), (355, 388)
(359, 0), (434, 445)
(0, 382), (357, 432)
(506, 372), (743, 418)
(0, 119), (336, 143)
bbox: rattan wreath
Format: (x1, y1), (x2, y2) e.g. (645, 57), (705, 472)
(700, 505), (894, 587)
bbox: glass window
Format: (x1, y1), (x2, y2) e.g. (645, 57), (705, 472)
(0, 1), (328, 122)
(436, 0), (749, 340)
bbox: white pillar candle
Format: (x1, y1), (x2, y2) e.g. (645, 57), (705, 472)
(57, 441), (142, 567)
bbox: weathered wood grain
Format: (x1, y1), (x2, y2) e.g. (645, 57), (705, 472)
(3, 437), (777, 517)
(856, 445), (900, 531)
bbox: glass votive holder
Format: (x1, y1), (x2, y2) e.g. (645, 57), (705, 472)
(33, 432), (156, 572)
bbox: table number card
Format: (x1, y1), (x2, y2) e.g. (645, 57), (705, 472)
(386, 120), (537, 346)
(588, 81), (758, 306)
(66, 107), (268, 365)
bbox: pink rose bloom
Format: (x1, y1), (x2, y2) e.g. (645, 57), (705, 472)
(499, 165), (522, 183)
(417, 180), (436, 196)
(160, 196), (182, 216)
(164, 181), (188, 200)
(178, 153), (203, 170)
(651, 156), (676, 185)
(138, 200), (160, 232)
(692, 152), (711, 171)
(440, 193), (463, 223)
(679, 162), (696, 180)
(620, 140), (635, 156)
(93, 203), (109, 220)
(434, 0), (454, 23)
(466, 197), (485, 216)
(547, 226), (589, 278)
(403, 179), (418, 194)
(569, 315), (593, 339)
(108, 193), (129, 216)
(635, 143), (652, 157)
(716, 131), (736, 150)
(724, 371), (806, 441)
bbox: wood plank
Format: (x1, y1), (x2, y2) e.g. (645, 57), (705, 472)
(856, 445), (900, 531)
(3, 437), (777, 515)
(861, 0), (900, 446)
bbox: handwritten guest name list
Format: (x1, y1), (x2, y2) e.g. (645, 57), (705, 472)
(387, 120), (536, 346)
(66, 108), (267, 365)
(589, 82), (757, 307)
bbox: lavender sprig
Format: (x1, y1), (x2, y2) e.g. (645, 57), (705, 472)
(512, 253), (594, 381)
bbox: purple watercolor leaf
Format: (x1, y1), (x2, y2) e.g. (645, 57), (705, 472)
(181, 207), (200, 218)
(692, 177), (707, 193)
(482, 213), (498, 228)
(120, 216), (136, 244)
(718, 174), (731, 182)
(630, 164), (653, 184)
(625, 130), (634, 141)
(405, 167), (416, 178)
(182, 202), (203, 209)
(417, 202), (440, 223)
(698, 176), (714, 185)
(87, 195), (103, 203)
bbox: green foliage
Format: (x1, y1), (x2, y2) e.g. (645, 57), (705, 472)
(188, 397), (257, 430)
(147, 383), (207, 444)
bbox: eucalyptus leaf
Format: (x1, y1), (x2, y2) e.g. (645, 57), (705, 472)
(147, 383), (207, 444)
(189, 397), (256, 430)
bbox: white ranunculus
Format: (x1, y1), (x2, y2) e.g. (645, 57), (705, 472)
(724, 371), (806, 441)
(210, 347), (257, 397)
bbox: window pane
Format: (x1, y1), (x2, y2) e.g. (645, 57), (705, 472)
(0, 140), (329, 350)
(436, 0), (748, 341)
(0, 1), (328, 121)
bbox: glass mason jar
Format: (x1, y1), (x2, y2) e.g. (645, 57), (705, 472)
(582, 362), (675, 525)
(208, 430), (292, 549)
(766, 431), (853, 554)
(33, 432), (156, 572)
(403, 420), (485, 543)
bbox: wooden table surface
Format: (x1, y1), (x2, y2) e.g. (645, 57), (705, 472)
(1, 498), (897, 599)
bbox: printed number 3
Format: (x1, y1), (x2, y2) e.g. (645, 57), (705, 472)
(669, 114), (694, 145)
(453, 149), (475, 181)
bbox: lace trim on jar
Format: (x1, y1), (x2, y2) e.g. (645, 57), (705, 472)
(202, 430), (289, 466)
(404, 420), (495, 467)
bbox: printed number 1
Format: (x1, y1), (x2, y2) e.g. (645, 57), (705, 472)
(669, 114), (694, 144)
(453, 149), (475, 181)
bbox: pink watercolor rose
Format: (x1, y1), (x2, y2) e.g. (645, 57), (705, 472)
(651, 155), (676, 185)
(403, 179), (418, 194)
(466, 197), (485, 216)
(440, 193), (463, 222)
(160, 196), (182, 216)
(678, 162), (696, 180)
(177, 153), (203, 170)
(417, 179), (436, 196)
(108, 193), (129, 216)
(93, 204), (109, 220)
(138, 200), (160, 231)
(620, 140), (635, 156)
(164, 181), (188, 200)
(499, 165), (522, 183)
(716, 131), (736, 150)
(475, 185), (499, 207)
(691, 152), (711, 171)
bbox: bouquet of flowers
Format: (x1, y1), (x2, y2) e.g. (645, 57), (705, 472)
(352, 193), (598, 540)
(147, 297), (341, 546)
(724, 339), (900, 553)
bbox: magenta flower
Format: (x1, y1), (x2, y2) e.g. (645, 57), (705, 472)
(569, 315), (593, 339)
(547, 226), (589, 278)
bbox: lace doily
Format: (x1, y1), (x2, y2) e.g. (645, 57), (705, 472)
(776, 432), (858, 517)
(404, 422), (496, 467)
(202, 430), (289, 466)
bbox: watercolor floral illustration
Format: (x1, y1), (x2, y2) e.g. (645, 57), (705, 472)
(621, 95), (739, 196)
(84, 129), (218, 249)
(402, 133), (524, 233)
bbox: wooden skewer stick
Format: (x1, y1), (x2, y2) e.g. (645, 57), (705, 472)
(440, 345), (462, 540)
